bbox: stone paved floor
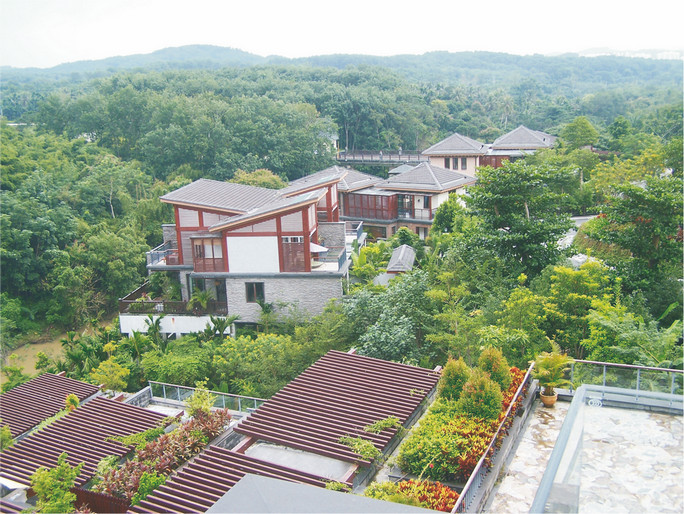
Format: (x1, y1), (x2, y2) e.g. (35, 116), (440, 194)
(486, 399), (569, 513)
(486, 400), (683, 513)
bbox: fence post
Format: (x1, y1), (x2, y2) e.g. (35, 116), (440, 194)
(162, 384), (166, 400)
(177, 387), (181, 402)
(635, 368), (641, 401)
(238, 398), (242, 412)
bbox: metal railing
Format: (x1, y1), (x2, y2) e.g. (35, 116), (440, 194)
(147, 241), (180, 266)
(569, 359), (683, 399)
(451, 363), (535, 513)
(148, 381), (266, 413)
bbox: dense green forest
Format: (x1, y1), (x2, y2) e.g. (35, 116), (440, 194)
(1, 51), (682, 397)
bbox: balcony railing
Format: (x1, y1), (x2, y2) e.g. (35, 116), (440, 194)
(148, 381), (266, 413)
(311, 246), (347, 271)
(147, 241), (180, 266)
(118, 282), (227, 315)
(345, 220), (364, 240)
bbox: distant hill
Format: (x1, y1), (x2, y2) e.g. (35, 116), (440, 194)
(2, 45), (681, 93)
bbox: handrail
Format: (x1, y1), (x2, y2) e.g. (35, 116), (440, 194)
(451, 362), (535, 513)
(148, 381), (266, 413)
(572, 359), (684, 374)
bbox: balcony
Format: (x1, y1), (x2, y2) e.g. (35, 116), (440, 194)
(147, 241), (182, 268)
(118, 282), (227, 316)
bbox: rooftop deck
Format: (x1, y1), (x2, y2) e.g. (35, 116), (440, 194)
(487, 391), (683, 513)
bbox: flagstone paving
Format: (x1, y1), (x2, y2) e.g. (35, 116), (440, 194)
(486, 399), (683, 513)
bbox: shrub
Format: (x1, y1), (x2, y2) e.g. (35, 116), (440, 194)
(338, 435), (381, 461)
(455, 369), (503, 421)
(398, 368), (526, 482)
(364, 416), (401, 434)
(477, 347), (512, 390)
(131, 471), (166, 505)
(31, 452), (83, 513)
(185, 381), (216, 418)
(0, 420), (13, 452)
(437, 357), (471, 401)
(96, 410), (230, 500)
(363, 480), (459, 512)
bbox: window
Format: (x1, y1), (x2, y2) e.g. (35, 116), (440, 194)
(423, 196), (431, 209)
(444, 157), (450, 169)
(245, 282), (265, 303)
(461, 157), (468, 170)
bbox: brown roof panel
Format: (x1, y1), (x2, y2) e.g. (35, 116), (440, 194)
(0, 397), (168, 487)
(233, 350), (440, 465)
(0, 373), (101, 438)
(129, 446), (329, 514)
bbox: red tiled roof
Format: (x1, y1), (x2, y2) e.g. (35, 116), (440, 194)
(0, 373), (101, 438)
(234, 350), (440, 465)
(129, 446), (329, 514)
(0, 397), (168, 487)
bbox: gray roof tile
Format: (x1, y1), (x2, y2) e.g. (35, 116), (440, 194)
(422, 132), (487, 155)
(492, 125), (557, 149)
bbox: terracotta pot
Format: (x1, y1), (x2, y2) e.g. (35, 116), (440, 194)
(540, 390), (558, 407)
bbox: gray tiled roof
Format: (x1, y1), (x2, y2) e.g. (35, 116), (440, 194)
(160, 179), (277, 213)
(386, 244), (416, 273)
(492, 125), (557, 150)
(208, 189), (325, 231)
(379, 162), (476, 192)
(337, 168), (384, 192)
(280, 166), (348, 196)
(422, 132), (487, 155)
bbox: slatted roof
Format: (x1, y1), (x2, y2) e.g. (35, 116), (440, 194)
(0, 499), (25, 513)
(234, 350), (440, 466)
(130, 446), (329, 514)
(0, 373), (101, 438)
(0, 397), (168, 488)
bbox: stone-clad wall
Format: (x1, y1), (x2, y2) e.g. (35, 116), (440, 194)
(225, 275), (344, 323)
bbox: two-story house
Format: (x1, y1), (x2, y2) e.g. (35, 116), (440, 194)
(420, 132), (488, 177)
(338, 162), (476, 240)
(119, 167), (362, 337)
(422, 126), (557, 170)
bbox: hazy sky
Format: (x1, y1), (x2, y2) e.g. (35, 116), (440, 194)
(1, 0), (683, 68)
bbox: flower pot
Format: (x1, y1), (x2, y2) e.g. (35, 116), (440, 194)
(539, 390), (558, 407)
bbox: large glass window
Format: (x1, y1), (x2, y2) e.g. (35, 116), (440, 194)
(461, 157), (468, 170)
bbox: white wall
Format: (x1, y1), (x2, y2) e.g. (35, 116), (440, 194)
(120, 314), (225, 337)
(225, 236), (279, 272)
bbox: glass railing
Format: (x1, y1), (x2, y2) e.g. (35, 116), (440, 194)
(530, 383), (683, 513)
(148, 381), (266, 413)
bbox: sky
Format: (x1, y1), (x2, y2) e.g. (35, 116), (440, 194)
(1, 0), (683, 69)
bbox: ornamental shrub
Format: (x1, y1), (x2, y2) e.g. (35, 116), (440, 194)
(477, 347), (512, 391)
(398, 368), (525, 482)
(455, 368), (503, 421)
(437, 357), (471, 401)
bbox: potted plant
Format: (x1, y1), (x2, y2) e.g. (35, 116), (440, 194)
(187, 290), (212, 314)
(532, 342), (574, 407)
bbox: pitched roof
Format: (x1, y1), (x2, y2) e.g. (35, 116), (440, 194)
(0, 373), (101, 438)
(336, 168), (384, 192)
(0, 397), (168, 487)
(379, 162), (476, 193)
(281, 166), (348, 196)
(422, 132), (487, 156)
(208, 189), (325, 232)
(129, 447), (330, 514)
(491, 125), (557, 150)
(160, 179), (277, 213)
(233, 350), (440, 466)
(386, 245), (416, 273)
